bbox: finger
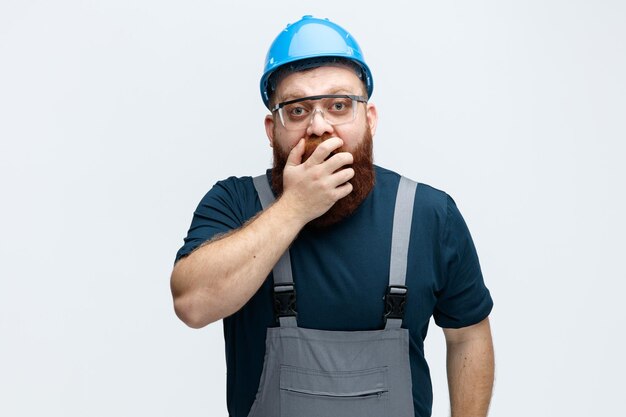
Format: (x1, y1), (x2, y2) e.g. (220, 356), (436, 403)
(328, 167), (355, 188)
(322, 151), (354, 174)
(334, 181), (354, 200)
(305, 137), (344, 165)
(285, 139), (305, 166)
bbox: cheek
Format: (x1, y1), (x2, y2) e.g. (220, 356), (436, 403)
(272, 128), (302, 152)
(337, 126), (367, 151)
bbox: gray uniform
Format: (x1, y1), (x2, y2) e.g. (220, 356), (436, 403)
(247, 175), (418, 417)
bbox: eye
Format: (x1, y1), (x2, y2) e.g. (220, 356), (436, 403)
(328, 99), (351, 113)
(284, 104), (310, 120)
(290, 106), (306, 117)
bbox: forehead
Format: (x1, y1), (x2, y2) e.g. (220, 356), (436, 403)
(275, 65), (364, 102)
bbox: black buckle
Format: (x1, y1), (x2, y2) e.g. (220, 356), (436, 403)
(273, 283), (297, 320)
(384, 285), (408, 322)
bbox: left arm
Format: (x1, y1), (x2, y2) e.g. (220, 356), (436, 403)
(443, 316), (494, 417)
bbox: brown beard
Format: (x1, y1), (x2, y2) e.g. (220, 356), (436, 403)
(271, 129), (375, 229)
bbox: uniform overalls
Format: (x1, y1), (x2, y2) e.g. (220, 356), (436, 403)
(247, 174), (418, 417)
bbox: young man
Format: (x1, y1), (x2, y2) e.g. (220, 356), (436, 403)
(171, 16), (494, 417)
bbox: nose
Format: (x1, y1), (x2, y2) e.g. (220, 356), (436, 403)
(306, 109), (334, 137)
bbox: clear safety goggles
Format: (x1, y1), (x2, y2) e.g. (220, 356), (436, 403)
(271, 94), (368, 131)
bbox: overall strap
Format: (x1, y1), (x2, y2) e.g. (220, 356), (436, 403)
(252, 174), (297, 327)
(385, 176), (418, 329)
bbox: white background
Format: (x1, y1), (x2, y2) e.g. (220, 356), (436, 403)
(1, 1), (625, 416)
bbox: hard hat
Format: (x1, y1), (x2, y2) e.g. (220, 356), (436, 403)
(260, 15), (373, 109)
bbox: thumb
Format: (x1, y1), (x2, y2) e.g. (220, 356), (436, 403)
(285, 139), (305, 167)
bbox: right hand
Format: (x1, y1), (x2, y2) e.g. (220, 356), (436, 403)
(280, 137), (355, 224)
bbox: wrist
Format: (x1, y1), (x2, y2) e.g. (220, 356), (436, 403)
(271, 193), (311, 230)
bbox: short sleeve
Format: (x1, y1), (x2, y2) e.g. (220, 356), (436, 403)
(174, 177), (256, 264)
(433, 194), (493, 328)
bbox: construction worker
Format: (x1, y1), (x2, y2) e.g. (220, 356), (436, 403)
(171, 15), (494, 417)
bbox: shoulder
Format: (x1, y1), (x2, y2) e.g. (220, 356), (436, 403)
(210, 174), (256, 194)
(199, 175), (258, 204)
(194, 174), (262, 222)
(374, 165), (451, 217)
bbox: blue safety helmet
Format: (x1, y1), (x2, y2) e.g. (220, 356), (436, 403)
(260, 15), (373, 109)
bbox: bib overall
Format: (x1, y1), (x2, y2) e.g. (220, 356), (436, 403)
(248, 174), (418, 417)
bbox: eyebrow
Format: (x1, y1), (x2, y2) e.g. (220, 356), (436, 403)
(279, 87), (354, 103)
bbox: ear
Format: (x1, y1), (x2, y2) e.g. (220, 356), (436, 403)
(366, 103), (378, 136)
(264, 114), (275, 147)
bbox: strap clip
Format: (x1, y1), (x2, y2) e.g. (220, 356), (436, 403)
(273, 283), (297, 320)
(384, 285), (408, 322)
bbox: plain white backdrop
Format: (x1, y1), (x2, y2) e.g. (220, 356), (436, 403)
(1, 1), (625, 416)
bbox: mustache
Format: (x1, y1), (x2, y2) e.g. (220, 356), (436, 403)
(302, 133), (341, 162)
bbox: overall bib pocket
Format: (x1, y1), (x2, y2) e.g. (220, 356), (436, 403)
(279, 365), (389, 417)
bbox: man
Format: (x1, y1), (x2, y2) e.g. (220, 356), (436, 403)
(171, 15), (494, 417)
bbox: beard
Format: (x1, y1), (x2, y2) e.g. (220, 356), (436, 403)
(271, 128), (375, 229)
